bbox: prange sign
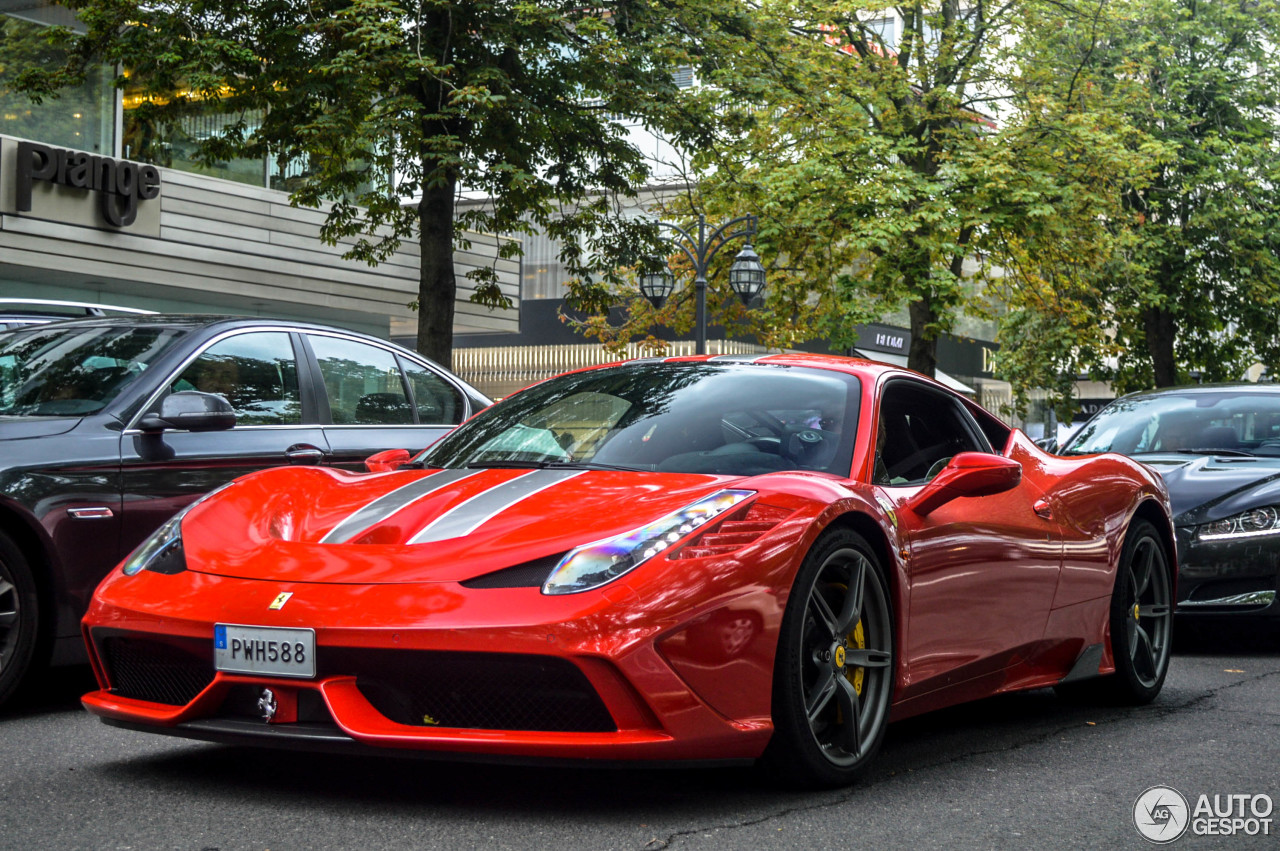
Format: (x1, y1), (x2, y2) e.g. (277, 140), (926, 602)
(15, 141), (160, 227)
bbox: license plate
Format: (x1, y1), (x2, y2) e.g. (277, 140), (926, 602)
(214, 624), (316, 678)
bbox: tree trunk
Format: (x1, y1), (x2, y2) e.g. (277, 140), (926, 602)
(416, 176), (458, 367)
(907, 298), (939, 378)
(1143, 305), (1179, 387)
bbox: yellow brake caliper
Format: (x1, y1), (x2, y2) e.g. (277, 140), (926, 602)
(846, 620), (866, 695)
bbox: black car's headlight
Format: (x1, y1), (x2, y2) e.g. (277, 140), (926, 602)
(1196, 506), (1280, 542)
(542, 490), (755, 595)
(121, 482), (236, 576)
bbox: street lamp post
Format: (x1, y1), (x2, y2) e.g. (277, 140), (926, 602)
(639, 214), (767, 355)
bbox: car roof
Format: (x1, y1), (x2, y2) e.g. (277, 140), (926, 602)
(1118, 382), (1280, 401)
(0, 314), (392, 339)
(583, 351), (943, 386)
(0, 313), (471, 378)
(0, 298), (156, 319)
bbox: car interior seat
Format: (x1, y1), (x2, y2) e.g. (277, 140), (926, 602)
(1196, 425), (1239, 450)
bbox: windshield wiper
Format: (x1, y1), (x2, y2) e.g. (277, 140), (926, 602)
(465, 460), (548, 469)
(541, 459), (650, 472)
(464, 459), (649, 472)
(1170, 448), (1254, 458)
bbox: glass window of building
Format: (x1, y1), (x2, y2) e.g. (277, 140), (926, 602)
(122, 81), (269, 186)
(1, 2), (113, 153)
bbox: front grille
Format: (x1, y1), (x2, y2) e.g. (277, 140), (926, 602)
(101, 636), (215, 706)
(325, 649), (616, 732)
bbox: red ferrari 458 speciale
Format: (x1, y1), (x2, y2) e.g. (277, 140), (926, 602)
(82, 355), (1175, 786)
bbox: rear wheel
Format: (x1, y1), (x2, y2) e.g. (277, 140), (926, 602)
(1106, 520), (1173, 703)
(763, 529), (894, 787)
(1059, 519), (1172, 704)
(0, 531), (40, 708)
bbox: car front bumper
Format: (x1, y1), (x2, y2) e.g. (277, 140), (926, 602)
(1174, 527), (1280, 618)
(81, 563), (785, 764)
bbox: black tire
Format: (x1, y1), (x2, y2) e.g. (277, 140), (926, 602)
(0, 531), (40, 709)
(762, 529), (894, 788)
(1058, 519), (1173, 705)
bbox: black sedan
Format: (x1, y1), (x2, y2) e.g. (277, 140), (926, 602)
(0, 315), (488, 706)
(1060, 384), (1280, 624)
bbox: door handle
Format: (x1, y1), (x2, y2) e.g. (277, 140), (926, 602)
(285, 444), (325, 465)
(1033, 498), (1053, 520)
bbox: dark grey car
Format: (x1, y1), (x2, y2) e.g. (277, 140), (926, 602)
(0, 316), (488, 706)
(1060, 384), (1280, 624)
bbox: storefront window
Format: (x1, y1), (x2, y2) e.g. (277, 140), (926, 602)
(4, 2), (369, 193)
(122, 82), (268, 186)
(0, 7), (114, 154)
(122, 85), (359, 192)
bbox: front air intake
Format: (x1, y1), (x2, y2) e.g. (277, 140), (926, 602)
(100, 636), (215, 706)
(325, 648), (616, 732)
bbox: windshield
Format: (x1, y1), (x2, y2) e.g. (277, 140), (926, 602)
(1061, 391), (1280, 458)
(0, 325), (186, 417)
(419, 362), (861, 477)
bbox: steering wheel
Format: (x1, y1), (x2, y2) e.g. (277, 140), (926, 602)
(885, 442), (954, 483)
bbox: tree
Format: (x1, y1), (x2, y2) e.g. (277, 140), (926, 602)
(573, 1), (1144, 380)
(17, 0), (747, 364)
(993, 0), (1280, 414)
(1101, 0), (1280, 389)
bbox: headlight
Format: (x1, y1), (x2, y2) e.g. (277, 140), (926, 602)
(1196, 506), (1280, 542)
(542, 490), (755, 595)
(120, 513), (184, 576)
(121, 482), (237, 576)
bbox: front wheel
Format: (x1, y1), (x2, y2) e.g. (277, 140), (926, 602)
(762, 529), (894, 787)
(0, 531), (40, 708)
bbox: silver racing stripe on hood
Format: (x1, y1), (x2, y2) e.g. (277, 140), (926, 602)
(320, 468), (483, 544)
(407, 468), (589, 545)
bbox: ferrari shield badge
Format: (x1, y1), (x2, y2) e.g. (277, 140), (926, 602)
(268, 592), (293, 611)
(874, 495), (898, 528)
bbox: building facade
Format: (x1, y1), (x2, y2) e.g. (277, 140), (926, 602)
(1, 1), (518, 341)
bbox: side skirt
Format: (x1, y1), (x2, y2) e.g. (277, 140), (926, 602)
(1057, 642), (1104, 685)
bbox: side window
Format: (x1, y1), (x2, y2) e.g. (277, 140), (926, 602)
(308, 335), (412, 425)
(401, 358), (465, 425)
(873, 382), (987, 486)
(171, 332), (301, 426)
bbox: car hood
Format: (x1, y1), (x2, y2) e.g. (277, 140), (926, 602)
(1136, 453), (1280, 525)
(0, 416), (81, 439)
(182, 465), (744, 584)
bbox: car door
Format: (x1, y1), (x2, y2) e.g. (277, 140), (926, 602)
(302, 332), (468, 472)
(871, 379), (1062, 699)
(118, 329), (330, 555)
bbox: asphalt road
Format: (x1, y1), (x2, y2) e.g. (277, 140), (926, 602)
(2, 628), (1277, 851)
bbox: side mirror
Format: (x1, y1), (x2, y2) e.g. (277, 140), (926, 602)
(137, 391), (236, 433)
(366, 448), (412, 473)
(906, 452), (1022, 516)
(1034, 436), (1059, 454)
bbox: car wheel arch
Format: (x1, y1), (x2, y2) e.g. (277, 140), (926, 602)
(1129, 498), (1178, 585)
(0, 506), (57, 700)
(0, 503), (58, 606)
(813, 510), (905, 636)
